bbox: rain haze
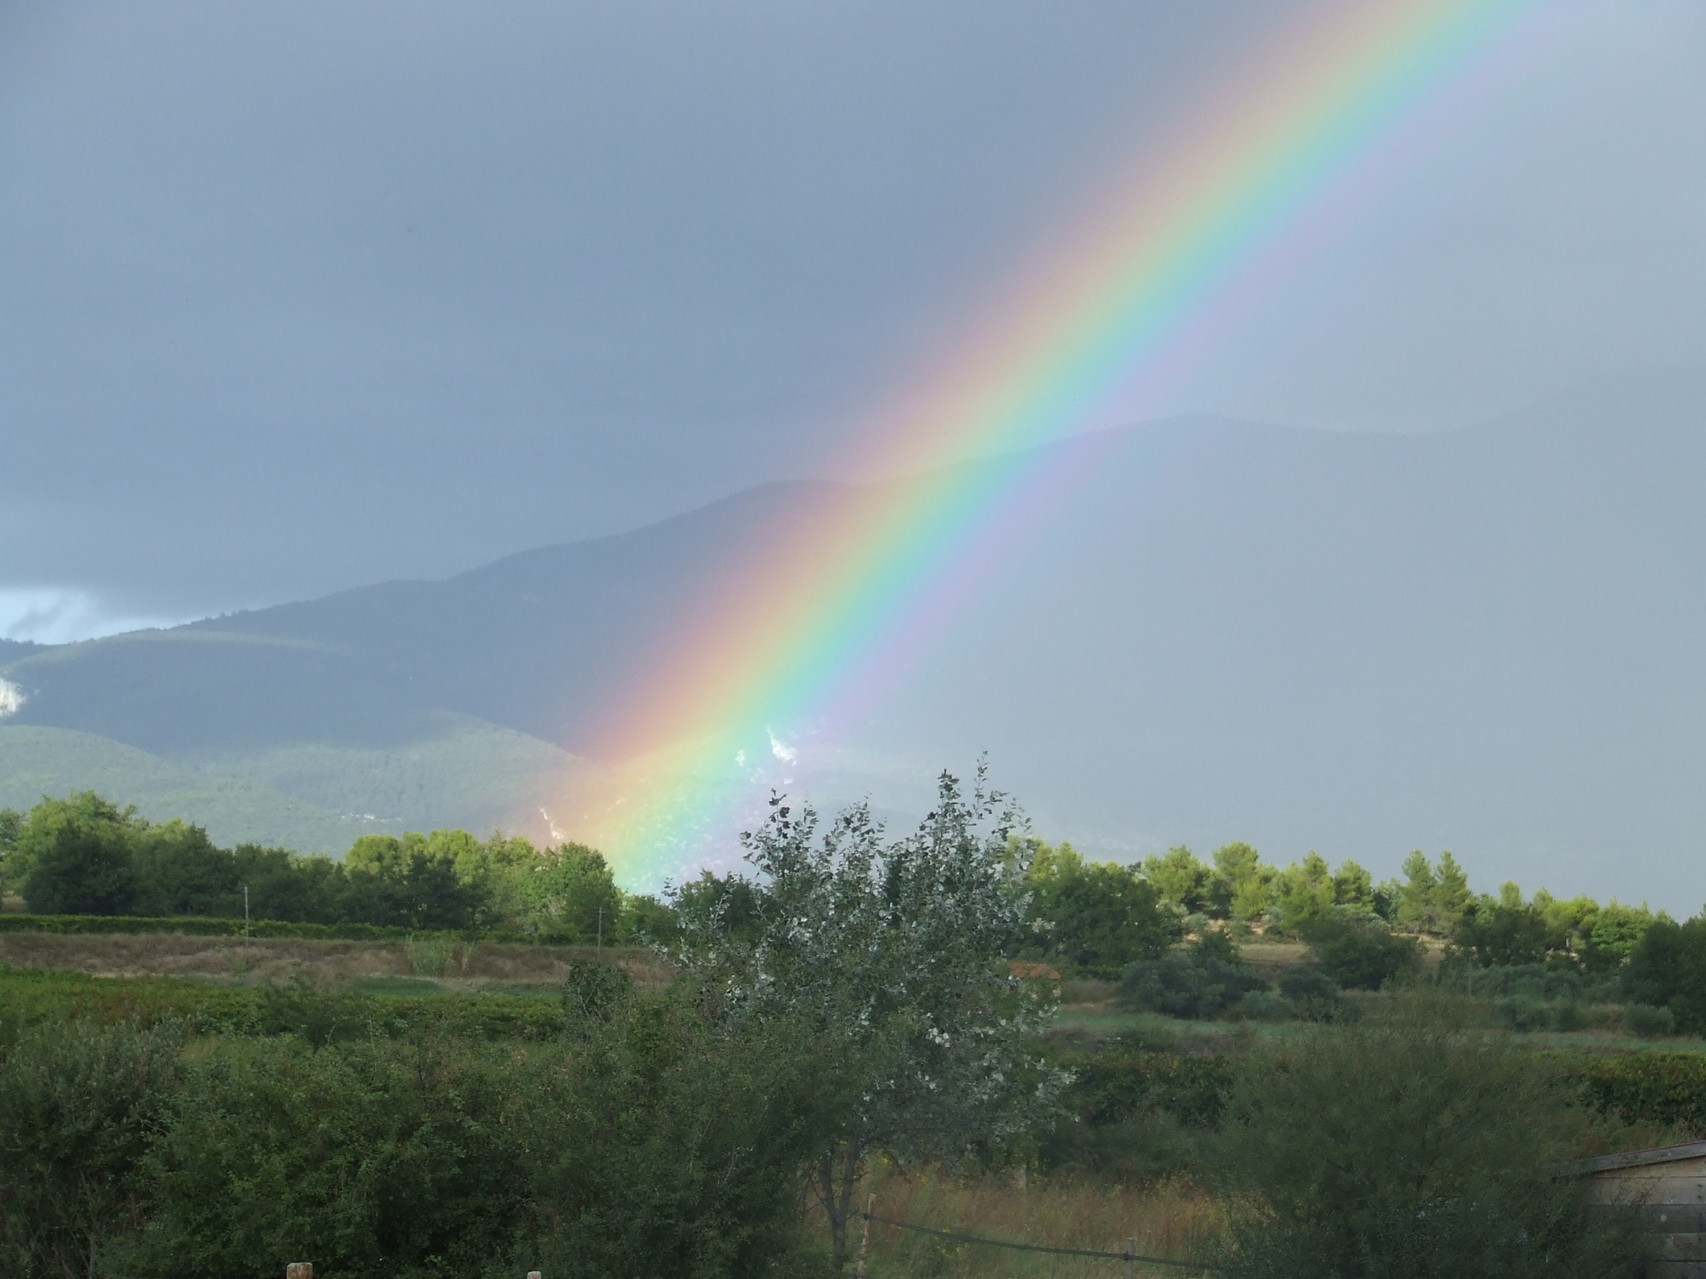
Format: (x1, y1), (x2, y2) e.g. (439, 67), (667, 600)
(3, 1), (1706, 904)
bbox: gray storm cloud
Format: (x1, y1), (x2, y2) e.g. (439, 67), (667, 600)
(2, 1), (1704, 627)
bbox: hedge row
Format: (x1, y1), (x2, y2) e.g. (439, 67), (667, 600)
(0, 913), (625, 947)
(1051, 1046), (1706, 1137)
(0, 966), (567, 1042)
(1577, 1052), (1706, 1135)
(0, 913), (451, 941)
(1055, 1047), (1234, 1128)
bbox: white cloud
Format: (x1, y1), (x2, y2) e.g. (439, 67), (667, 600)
(0, 588), (185, 645)
(0, 678), (23, 719)
(767, 729), (797, 765)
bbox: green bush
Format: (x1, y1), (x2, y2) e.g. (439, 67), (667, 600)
(1624, 916), (1706, 1033)
(119, 1036), (527, 1279)
(0, 966), (566, 1042)
(1213, 995), (1648, 1279)
(0, 1020), (184, 1278)
(1233, 989), (1294, 1021)
(1497, 994), (1557, 1032)
(1121, 937), (1268, 1019)
(1300, 914), (1421, 990)
(562, 958), (634, 1032)
(1278, 966), (1351, 1021)
(1579, 1051), (1706, 1134)
(1054, 1044), (1232, 1128)
(1623, 1003), (1676, 1037)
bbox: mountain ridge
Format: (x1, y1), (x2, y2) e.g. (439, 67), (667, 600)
(4, 383), (1704, 903)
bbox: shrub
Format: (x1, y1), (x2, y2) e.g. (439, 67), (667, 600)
(1299, 913), (1420, 990)
(1580, 1051), (1706, 1134)
(1122, 938), (1267, 1019)
(1213, 994), (1648, 1279)
(1498, 994), (1556, 1033)
(1233, 989), (1294, 1022)
(120, 1036), (526, 1279)
(1624, 1003), (1677, 1038)
(0, 1020), (184, 1278)
(1624, 916), (1706, 1033)
(562, 957), (634, 1031)
(1278, 966), (1350, 1021)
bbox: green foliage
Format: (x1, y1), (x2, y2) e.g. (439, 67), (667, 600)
(24, 815), (140, 915)
(121, 1036), (527, 1279)
(525, 842), (624, 941)
(1268, 851), (1336, 933)
(1331, 859), (1374, 909)
(670, 870), (768, 944)
(1393, 849), (1472, 936)
(679, 769), (1068, 1258)
(1300, 912), (1421, 990)
(1210, 842), (1273, 923)
(1121, 937), (1268, 1019)
(1055, 1043), (1232, 1128)
(0, 805), (20, 897)
(0, 965), (567, 1043)
(1025, 842), (1177, 972)
(1453, 889), (1562, 967)
(1581, 901), (1655, 971)
(0, 1020), (185, 1279)
(1622, 1003), (1676, 1037)
(1138, 845), (1215, 916)
(1213, 997), (1647, 1279)
(518, 990), (841, 1279)
(1276, 966), (1351, 1021)
(1624, 914), (1706, 1033)
(562, 958), (634, 1031)
(1579, 1051), (1706, 1134)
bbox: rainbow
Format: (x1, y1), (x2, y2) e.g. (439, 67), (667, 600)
(563, 0), (1561, 886)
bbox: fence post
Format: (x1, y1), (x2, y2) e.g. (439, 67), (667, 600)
(1124, 1237), (1136, 1279)
(527, 1271), (542, 1279)
(286, 1265), (312, 1279)
(855, 1194), (875, 1279)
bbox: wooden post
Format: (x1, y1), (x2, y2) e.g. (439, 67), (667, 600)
(855, 1194), (875, 1279)
(286, 1265), (312, 1279)
(1124, 1237), (1136, 1279)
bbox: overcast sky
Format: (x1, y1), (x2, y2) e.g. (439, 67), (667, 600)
(4, 0), (1704, 640)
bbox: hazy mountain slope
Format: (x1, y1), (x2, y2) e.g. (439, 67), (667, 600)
(4, 378), (1704, 901)
(0, 725), (373, 852)
(171, 717), (603, 842)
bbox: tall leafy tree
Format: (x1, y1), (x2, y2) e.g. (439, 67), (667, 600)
(132, 820), (237, 916)
(1138, 845), (1215, 916)
(1210, 841), (1273, 923)
(0, 806), (21, 900)
(23, 818), (139, 915)
(527, 843), (623, 942)
(1026, 842), (1177, 970)
(675, 769), (1069, 1260)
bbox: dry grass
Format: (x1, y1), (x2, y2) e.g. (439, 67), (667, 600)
(0, 932), (672, 991)
(840, 1165), (1226, 1278)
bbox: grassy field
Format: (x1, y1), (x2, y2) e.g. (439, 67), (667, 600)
(842, 1165), (1225, 1279)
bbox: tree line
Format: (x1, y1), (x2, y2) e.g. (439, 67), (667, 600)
(0, 793), (637, 941)
(5, 790), (1701, 1027)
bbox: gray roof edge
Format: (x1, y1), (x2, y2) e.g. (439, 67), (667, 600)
(1572, 1142), (1706, 1175)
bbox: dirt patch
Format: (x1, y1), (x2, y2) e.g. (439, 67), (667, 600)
(0, 933), (672, 990)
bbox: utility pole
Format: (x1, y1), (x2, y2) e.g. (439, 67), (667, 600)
(243, 883), (250, 948)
